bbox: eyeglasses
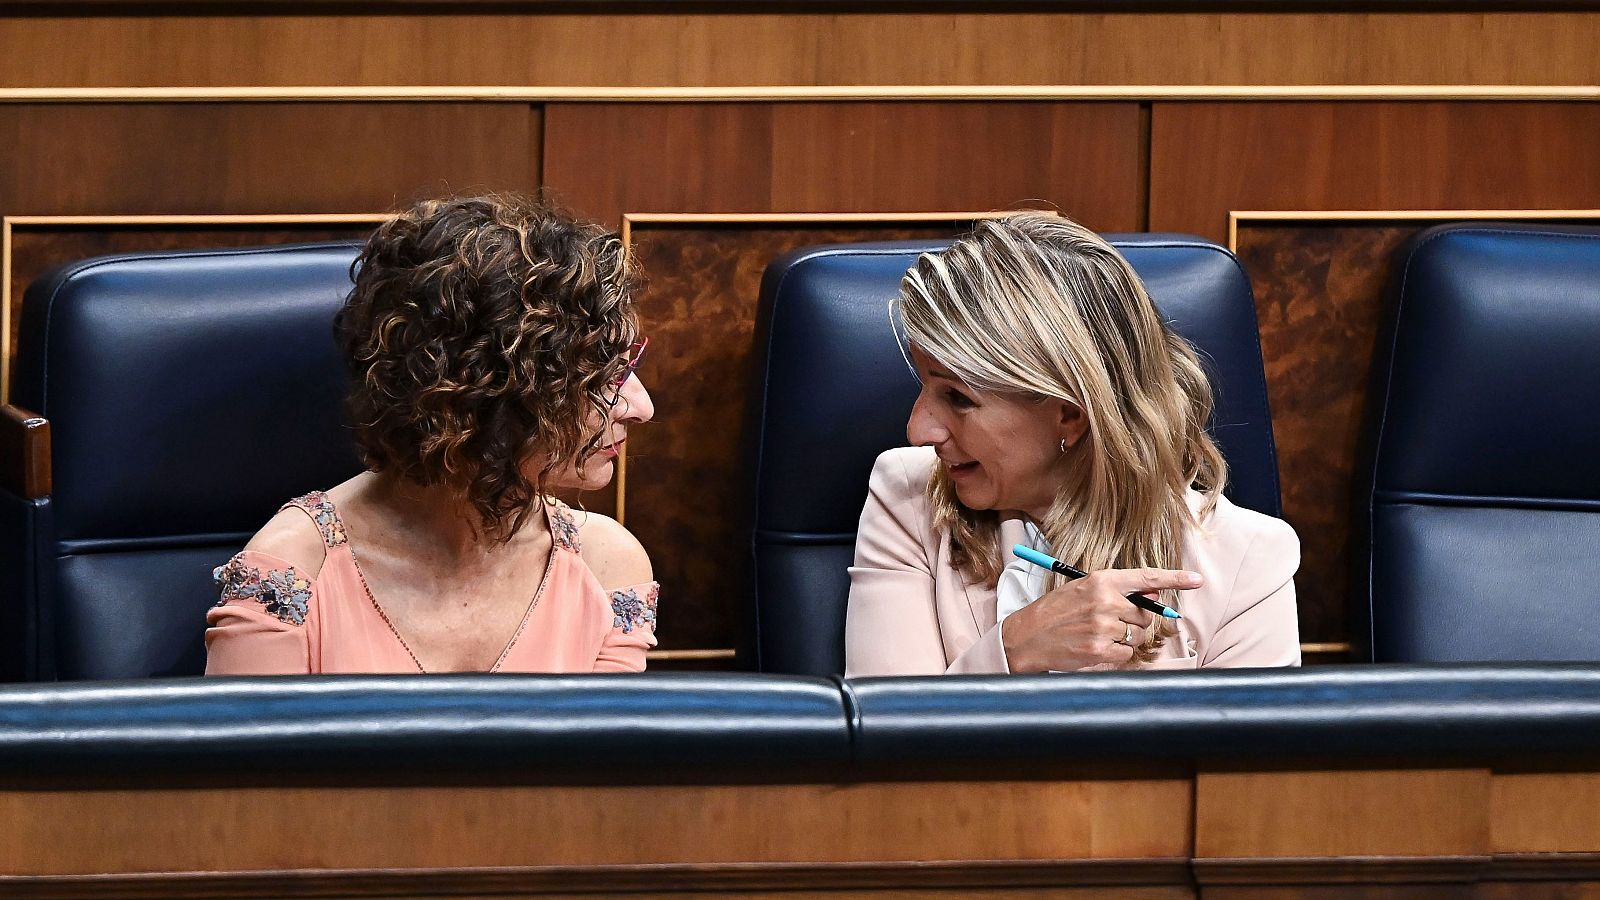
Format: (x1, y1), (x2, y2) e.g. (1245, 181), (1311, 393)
(606, 337), (648, 406)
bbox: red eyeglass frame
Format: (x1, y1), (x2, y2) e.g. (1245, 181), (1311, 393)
(606, 337), (649, 404)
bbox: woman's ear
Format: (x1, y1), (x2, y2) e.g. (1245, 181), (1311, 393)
(1058, 400), (1089, 450)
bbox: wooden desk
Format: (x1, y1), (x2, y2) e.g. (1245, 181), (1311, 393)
(5, 763), (1598, 898)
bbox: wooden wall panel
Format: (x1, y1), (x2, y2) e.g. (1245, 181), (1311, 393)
(1491, 772), (1600, 855)
(1202, 888), (1478, 900)
(2, 13), (1599, 88)
(546, 104), (778, 220)
(1196, 769), (1490, 861)
(0, 103), (539, 216)
(544, 102), (1144, 226)
(1149, 103), (1600, 242)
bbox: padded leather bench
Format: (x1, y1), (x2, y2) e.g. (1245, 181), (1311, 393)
(0, 673), (851, 778)
(6, 666), (1600, 778)
(845, 663), (1600, 765)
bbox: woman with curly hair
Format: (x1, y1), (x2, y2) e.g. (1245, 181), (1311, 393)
(206, 195), (657, 674)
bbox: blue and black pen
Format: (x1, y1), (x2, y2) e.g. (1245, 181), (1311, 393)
(1011, 545), (1183, 620)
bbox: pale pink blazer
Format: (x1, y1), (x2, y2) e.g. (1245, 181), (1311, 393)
(845, 447), (1301, 676)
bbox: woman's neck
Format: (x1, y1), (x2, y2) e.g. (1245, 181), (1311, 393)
(358, 471), (547, 565)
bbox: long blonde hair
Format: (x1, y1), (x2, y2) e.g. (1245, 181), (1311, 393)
(895, 213), (1225, 653)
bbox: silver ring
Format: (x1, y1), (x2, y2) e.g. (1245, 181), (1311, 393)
(1119, 623), (1134, 646)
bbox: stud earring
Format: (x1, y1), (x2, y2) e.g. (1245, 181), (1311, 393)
(1059, 438), (1068, 453)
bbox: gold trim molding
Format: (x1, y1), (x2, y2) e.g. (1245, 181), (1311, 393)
(646, 648), (737, 662)
(1, 85), (1598, 104)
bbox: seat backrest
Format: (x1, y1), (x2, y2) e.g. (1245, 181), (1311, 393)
(749, 235), (1281, 675)
(9, 243), (365, 679)
(1359, 223), (1600, 662)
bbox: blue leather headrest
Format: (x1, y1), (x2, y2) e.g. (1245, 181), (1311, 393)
(1374, 224), (1600, 500)
(1362, 223), (1600, 662)
(15, 243), (364, 541)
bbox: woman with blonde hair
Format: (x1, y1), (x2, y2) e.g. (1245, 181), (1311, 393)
(845, 213), (1300, 675)
(206, 195), (658, 674)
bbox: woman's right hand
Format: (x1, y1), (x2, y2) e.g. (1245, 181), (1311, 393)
(1000, 568), (1204, 672)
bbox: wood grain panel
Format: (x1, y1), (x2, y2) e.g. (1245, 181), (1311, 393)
(544, 103), (1143, 228)
(1491, 772), (1600, 854)
(1195, 769), (1489, 860)
(766, 104), (1142, 225)
(0, 777), (1191, 874)
(0, 103), (538, 216)
(544, 104), (777, 221)
(2, 13), (1599, 88)
(1480, 885), (1600, 900)
(622, 221), (973, 651)
(1150, 103), (1600, 242)
(1202, 888), (1480, 900)
(2, 876), (1193, 900)
(0, 402), (49, 498)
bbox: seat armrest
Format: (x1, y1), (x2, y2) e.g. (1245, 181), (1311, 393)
(0, 404), (50, 500)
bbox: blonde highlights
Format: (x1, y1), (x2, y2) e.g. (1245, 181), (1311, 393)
(896, 213), (1226, 656)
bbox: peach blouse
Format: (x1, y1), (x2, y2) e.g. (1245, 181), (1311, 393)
(205, 492), (659, 674)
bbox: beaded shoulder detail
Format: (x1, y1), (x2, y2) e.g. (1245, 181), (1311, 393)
(609, 583), (660, 635)
(213, 555), (312, 626)
(283, 491), (349, 548)
(546, 498), (581, 554)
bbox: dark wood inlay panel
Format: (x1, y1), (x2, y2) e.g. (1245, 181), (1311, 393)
(1235, 224), (1411, 647)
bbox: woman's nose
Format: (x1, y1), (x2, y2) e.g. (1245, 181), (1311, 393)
(906, 394), (947, 447)
(617, 376), (654, 425)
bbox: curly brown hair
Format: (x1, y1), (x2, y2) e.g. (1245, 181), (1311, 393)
(336, 194), (640, 541)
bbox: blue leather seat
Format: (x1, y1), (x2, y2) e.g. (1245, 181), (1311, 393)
(1359, 223), (1600, 662)
(749, 235), (1282, 676)
(1, 243), (365, 680)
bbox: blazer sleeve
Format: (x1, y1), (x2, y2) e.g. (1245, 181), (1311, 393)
(845, 450), (1010, 676)
(1201, 516), (1302, 668)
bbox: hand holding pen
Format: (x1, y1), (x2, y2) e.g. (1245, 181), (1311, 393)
(999, 545), (1203, 673)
